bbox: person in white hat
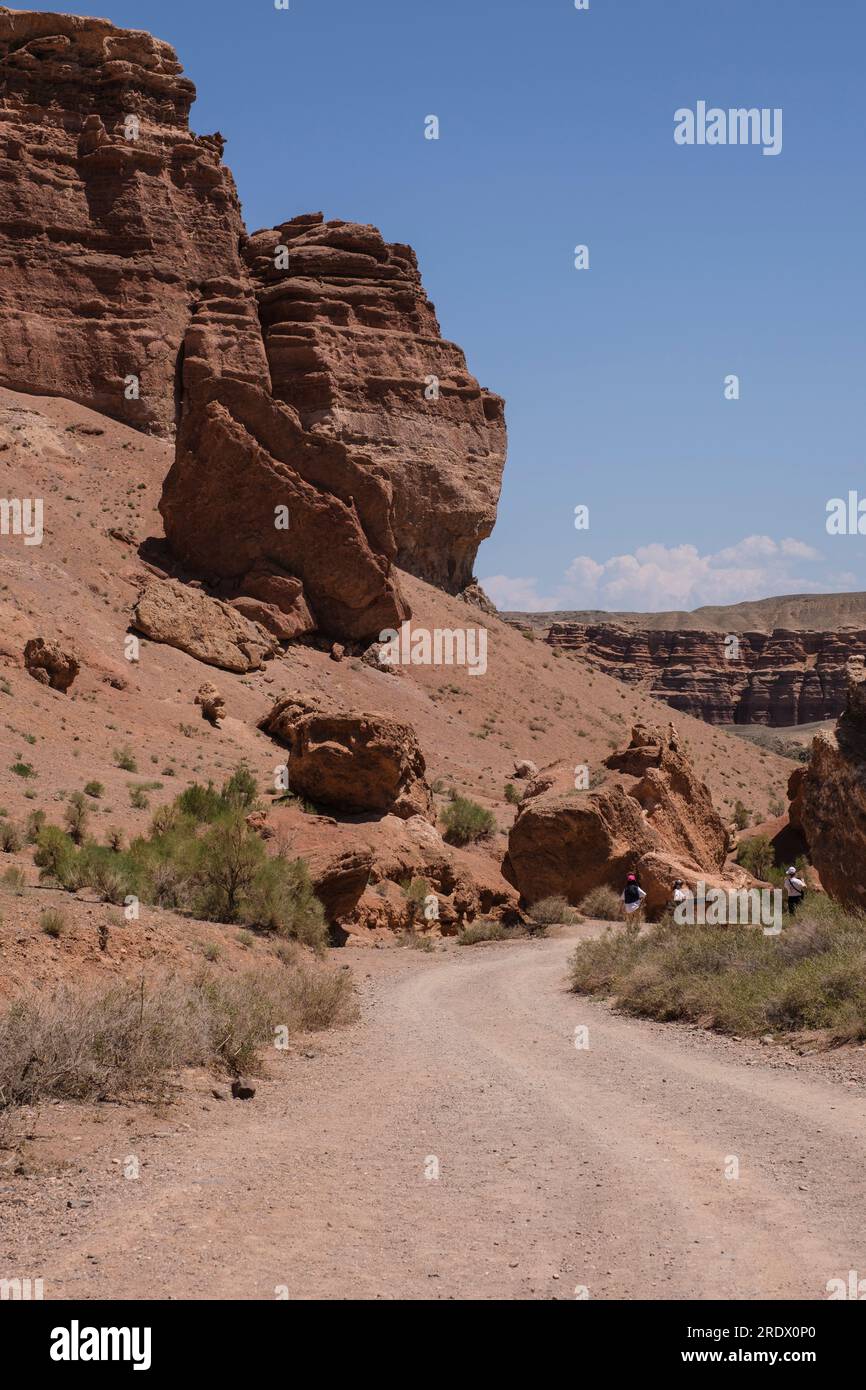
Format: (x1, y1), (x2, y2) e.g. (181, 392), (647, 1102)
(783, 865), (806, 916)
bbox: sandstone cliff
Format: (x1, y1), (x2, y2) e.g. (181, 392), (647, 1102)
(543, 623), (864, 726)
(0, 9), (506, 639)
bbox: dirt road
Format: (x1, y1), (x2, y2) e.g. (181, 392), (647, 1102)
(6, 929), (866, 1300)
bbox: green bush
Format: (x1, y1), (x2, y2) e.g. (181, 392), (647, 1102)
(84, 781), (104, 799)
(504, 783), (521, 805)
(63, 792), (89, 845)
(440, 796), (496, 846)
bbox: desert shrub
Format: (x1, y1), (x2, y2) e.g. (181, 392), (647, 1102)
(84, 781), (104, 799)
(202, 942), (222, 963)
(245, 854), (328, 952)
(221, 763), (258, 810)
(0, 965), (353, 1108)
(0, 821), (23, 853)
(2, 866), (26, 895)
(578, 885), (623, 921)
(34, 826), (77, 886)
(569, 898), (866, 1042)
(504, 783), (521, 805)
(113, 745), (137, 773)
(129, 786), (149, 810)
(440, 796), (496, 846)
(530, 894), (581, 926)
(175, 780), (225, 824)
(733, 800), (751, 830)
(63, 791), (89, 845)
(106, 828), (124, 853)
(40, 909), (66, 938)
(458, 919), (506, 945)
(11, 761), (35, 779)
(736, 834), (776, 882)
(25, 810), (46, 844)
(237, 930), (254, 949)
(192, 813), (267, 922)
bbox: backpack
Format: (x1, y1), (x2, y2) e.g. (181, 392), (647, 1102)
(624, 882), (641, 905)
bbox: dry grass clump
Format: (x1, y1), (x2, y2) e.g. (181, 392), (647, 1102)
(578, 885), (622, 921)
(0, 963), (356, 1109)
(569, 896), (866, 1042)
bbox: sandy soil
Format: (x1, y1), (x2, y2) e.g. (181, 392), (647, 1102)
(4, 925), (866, 1302)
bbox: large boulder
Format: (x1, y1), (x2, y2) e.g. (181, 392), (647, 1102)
(133, 581), (277, 673)
(504, 723), (730, 916)
(260, 697), (433, 820)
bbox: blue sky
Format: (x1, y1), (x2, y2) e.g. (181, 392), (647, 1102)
(92, 0), (865, 611)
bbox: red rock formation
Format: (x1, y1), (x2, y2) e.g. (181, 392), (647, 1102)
(260, 696), (433, 820)
(504, 722), (735, 915)
(0, 12), (506, 640)
(546, 623), (865, 726)
(787, 677), (866, 909)
(0, 8), (260, 436)
(243, 214), (507, 592)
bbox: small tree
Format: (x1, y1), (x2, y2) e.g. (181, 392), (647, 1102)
(194, 814), (266, 922)
(63, 792), (89, 845)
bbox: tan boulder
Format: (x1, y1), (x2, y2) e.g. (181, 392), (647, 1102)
(194, 682), (225, 726)
(133, 580), (277, 673)
(259, 696), (433, 820)
(24, 638), (79, 693)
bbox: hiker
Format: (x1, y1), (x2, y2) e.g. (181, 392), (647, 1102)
(622, 872), (646, 920)
(670, 879), (686, 914)
(784, 865), (806, 916)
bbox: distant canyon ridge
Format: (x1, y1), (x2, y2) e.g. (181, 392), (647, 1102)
(504, 593), (866, 727)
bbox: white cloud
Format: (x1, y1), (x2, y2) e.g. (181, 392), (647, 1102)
(482, 535), (837, 612)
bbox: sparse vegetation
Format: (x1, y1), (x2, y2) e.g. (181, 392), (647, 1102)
(569, 896), (866, 1043)
(0, 965), (356, 1108)
(113, 745), (137, 773)
(457, 919), (506, 945)
(40, 909), (66, 938)
(504, 782), (521, 805)
(84, 781), (104, 799)
(530, 894), (582, 927)
(28, 764), (328, 949)
(578, 884), (623, 921)
(0, 821), (22, 853)
(440, 796), (495, 846)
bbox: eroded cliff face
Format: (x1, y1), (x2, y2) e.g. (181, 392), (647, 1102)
(243, 214), (507, 592)
(789, 678), (866, 909)
(0, 10), (506, 639)
(544, 623), (864, 726)
(0, 7), (258, 437)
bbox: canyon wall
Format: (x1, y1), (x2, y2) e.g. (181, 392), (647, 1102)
(544, 623), (866, 726)
(0, 9), (506, 635)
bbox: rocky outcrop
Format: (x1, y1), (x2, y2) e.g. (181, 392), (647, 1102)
(160, 377), (408, 643)
(0, 8), (260, 436)
(545, 623), (864, 726)
(0, 13), (507, 639)
(24, 637), (79, 691)
(133, 581), (276, 673)
(787, 678), (866, 909)
(260, 696), (433, 820)
(248, 802), (519, 940)
(504, 722), (731, 916)
(243, 214), (506, 593)
(194, 682), (224, 726)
